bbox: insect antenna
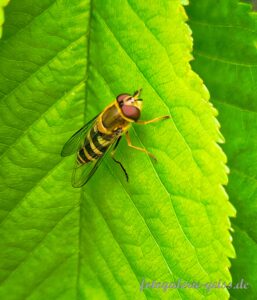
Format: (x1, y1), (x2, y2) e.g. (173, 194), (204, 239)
(133, 88), (143, 97)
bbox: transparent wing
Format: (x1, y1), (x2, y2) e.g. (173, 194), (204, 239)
(71, 137), (118, 188)
(61, 115), (99, 157)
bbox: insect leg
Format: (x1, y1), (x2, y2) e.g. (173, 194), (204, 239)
(136, 115), (170, 125)
(111, 136), (129, 182)
(125, 131), (157, 162)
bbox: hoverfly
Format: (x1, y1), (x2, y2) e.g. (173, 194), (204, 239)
(61, 89), (170, 187)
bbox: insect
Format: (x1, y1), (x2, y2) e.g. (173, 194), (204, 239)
(61, 89), (170, 187)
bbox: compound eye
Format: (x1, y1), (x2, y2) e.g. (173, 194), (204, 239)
(121, 105), (140, 121)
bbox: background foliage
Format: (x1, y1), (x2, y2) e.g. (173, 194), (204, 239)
(0, 0), (10, 38)
(188, 0), (257, 299)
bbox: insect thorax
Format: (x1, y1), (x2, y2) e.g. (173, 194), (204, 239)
(102, 104), (129, 132)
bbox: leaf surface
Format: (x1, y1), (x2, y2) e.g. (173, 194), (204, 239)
(187, 1), (257, 299)
(0, 0), (234, 299)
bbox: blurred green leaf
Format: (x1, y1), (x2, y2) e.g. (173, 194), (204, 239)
(0, 0), (10, 38)
(0, 0), (234, 299)
(187, 1), (257, 299)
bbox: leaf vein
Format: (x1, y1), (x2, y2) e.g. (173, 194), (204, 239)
(0, 34), (85, 105)
(0, 79), (85, 161)
(0, 206), (76, 285)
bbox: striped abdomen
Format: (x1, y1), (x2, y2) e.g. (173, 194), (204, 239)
(77, 125), (114, 164)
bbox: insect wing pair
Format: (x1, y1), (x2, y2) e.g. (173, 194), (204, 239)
(61, 114), (116, 187)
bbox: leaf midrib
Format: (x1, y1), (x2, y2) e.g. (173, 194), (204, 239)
(76, 0), (93, 297)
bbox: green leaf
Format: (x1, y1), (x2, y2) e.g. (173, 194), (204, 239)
(0, 1), (234, 299)
(187, 1), (257, 299)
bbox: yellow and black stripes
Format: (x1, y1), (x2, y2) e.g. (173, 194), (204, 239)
(77, 125), (114, 165)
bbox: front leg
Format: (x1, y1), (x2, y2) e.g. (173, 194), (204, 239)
(136, 115), (170, 125)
